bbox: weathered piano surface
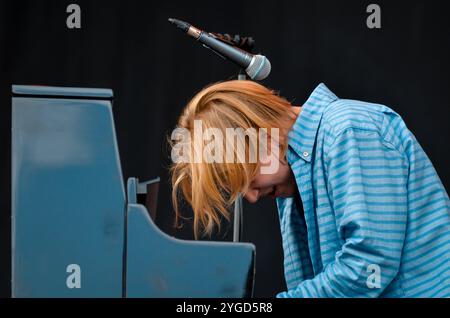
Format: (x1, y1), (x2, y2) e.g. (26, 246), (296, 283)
(11, 85), (255, 298)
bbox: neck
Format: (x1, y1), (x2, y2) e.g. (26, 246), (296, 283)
(283, 105), (302, 143)
(291, 105), (302, 117)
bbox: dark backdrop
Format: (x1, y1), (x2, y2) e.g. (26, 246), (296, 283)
(1, 0), (449, 297)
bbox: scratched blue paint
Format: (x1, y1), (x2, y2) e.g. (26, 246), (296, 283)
(11, 85), (256, 298)
(12, 86), (124, 297)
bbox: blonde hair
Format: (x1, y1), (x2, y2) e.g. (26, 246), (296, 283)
(169, 80), (296, 239)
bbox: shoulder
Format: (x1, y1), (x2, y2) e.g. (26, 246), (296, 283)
(322, 99), (398, 134)
(320, 99), (408, 154)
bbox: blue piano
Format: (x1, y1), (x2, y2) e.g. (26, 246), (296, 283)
(11, 85), (255, 298)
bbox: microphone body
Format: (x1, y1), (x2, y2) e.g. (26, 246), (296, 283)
(198, 32), (253, 67)
(169, 18), (271, 80)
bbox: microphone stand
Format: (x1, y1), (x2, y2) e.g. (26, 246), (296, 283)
(230, 35), (254, 243)
(233, 68), (247, 243)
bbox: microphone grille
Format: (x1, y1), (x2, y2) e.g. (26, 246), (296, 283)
(246, 55), (271, 80)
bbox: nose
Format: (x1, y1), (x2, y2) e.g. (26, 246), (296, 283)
(244, 189), (259, 203)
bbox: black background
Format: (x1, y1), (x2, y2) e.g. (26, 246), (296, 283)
(1, 0), (449, 298)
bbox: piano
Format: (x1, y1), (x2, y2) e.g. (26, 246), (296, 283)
(11, 85), (255, 298)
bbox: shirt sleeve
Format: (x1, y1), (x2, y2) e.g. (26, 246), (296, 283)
(277, 127), (409, 298)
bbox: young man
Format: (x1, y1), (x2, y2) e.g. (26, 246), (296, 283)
(170, 80), (450, 297)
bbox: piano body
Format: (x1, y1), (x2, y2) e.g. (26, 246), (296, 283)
(11, 85), (255, 297)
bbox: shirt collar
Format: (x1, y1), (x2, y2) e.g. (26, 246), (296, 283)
(287, 83), (338, 163)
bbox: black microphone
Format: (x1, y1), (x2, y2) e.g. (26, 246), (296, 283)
(168, 18), (271, 80)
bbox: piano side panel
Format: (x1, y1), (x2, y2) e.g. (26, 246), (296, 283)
(126, 204), (255, 298)
(12, 96), (125, 297)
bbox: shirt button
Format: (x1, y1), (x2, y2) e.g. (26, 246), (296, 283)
(303, 151), (309, 157)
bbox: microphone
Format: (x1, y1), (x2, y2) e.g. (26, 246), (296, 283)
(168, 18), (271, 80)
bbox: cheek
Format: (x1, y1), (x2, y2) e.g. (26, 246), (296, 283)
(252, 160), (292, 188)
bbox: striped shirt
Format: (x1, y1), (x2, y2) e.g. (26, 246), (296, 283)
(276, 83), (450, 297)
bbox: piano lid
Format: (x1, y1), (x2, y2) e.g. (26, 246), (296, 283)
(12, 85), (113, 99)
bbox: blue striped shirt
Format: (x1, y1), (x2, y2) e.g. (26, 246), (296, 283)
(276, 83), (450, 298)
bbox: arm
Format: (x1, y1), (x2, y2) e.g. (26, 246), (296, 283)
(278, 128), (408, 298)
